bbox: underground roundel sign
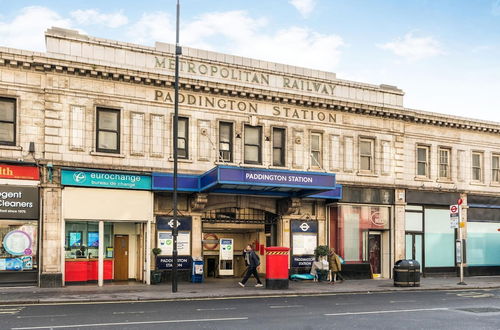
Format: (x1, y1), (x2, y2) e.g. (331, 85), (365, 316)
(299, 222), (310, 232)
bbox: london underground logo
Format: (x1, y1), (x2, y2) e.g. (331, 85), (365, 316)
(73, 172), (87, 183)
(299, 222), (310, 231)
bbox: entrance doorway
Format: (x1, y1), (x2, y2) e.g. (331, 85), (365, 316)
(405, 233), (423, 268)
(368, 233), (381, 275)
(114, 235), (129, 281)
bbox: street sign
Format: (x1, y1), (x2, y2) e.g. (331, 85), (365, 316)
(450, 204), (459, 229)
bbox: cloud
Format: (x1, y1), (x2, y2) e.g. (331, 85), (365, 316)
(378, 32), (444, 61)
(492, 0), (500, 16)
(70, 9), (128, 28)
(0, 6), (73, 51)
(289, 0), (317, 18)
(127, 10), (344, 71)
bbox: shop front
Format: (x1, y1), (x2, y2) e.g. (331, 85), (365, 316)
(60, 169), (153, 286)
(0, 164), (40, 286)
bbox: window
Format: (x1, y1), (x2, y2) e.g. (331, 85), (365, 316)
(492, 154), (500, 183)
(359, 138), (374, 172)
(272, 127), (285, 166)
(416, 146), (429, 177)
(310, 132), (322, 167)
(244, 125), (262, 164)
(177, 117), (189, 159)
(96, 108), (120, 153)
(219, 122), (233, 162)
(438, 148), (451, 179)
(472, 152), (483, 181)
(0, 97), (16, 146)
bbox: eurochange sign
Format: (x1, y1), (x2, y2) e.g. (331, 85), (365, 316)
(61, 170), (151, 190)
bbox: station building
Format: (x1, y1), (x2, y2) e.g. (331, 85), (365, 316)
(0, 28), (499, 287)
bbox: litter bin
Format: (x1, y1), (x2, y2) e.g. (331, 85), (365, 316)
(265, 247), (290, 289)
(192, 258), (204, 283)
(393, 259), (420, 287)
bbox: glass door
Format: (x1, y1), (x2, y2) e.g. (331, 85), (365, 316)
(405, 233), (423, 271)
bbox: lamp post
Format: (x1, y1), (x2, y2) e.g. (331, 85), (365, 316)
(172, 0), (181, 293)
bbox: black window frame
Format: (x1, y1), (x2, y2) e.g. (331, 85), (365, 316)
(244, 125), (262, 165)
(0, 97), (16, 146)
(272, 127), (286, 167)
(177, 117), (189, 159)
(219, 121), (233, 162)
(96, 107), (120, 154)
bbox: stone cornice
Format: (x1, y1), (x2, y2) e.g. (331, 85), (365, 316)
(1, 49), (499, 134)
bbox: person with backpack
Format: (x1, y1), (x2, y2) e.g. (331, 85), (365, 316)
(239, 244), (263, 287)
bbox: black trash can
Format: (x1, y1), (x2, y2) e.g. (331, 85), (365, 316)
(393, 259), (420, 287)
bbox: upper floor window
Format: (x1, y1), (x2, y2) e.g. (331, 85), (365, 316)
(492, 154), (500, 183)
(310, 132), (322, 168)
(417, 145), (429, 177)
(219, 122), (233, 162)
(438, 147), (451, 179)
(472, 152), (483, 182)
(359, 138), (375, 172)
(96, 107), (120, 153)
(244, 125), (262, 164)
(0, 97), (16, 146)
(177, 117), (189, 159)
(272, 127), (285, 167)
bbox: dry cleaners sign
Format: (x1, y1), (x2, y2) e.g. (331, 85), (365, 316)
(0, 186), (39, 219)
(61, 170), (151, 190)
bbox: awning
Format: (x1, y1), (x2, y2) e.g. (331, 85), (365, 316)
(153, 165), (341, 199)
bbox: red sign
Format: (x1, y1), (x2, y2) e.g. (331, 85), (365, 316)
(457, 198), (463, 205)
(0, 164), (39, 180)
(450, 205), (458, 214)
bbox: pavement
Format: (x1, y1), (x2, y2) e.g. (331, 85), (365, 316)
(2, 276), (500, 305)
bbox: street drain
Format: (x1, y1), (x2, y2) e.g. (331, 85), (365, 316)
(457, 307), (500, 313)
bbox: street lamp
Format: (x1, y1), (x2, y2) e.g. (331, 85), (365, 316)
(172, 0), (181, 293)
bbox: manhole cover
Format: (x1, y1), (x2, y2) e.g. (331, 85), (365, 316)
(457, 307), (500, 313)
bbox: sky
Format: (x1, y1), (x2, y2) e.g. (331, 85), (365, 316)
(0, 0), (499, 122)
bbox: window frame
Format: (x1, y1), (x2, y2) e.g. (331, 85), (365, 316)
(438, 147), (451, 179)
(177, 117), (189, 159)
(472, 151), (483, 182)
(243, 125), (262, 165)
(96, 107), (121, 154)
(359, 137), (375, 172)
(310, 132), (323, 168)
(0, 97), (17, 146)
(218, 121), (233, 162)
(416, 145), (430, 178)
(492, 154), (500, 183)
(272, 127), (286, 167)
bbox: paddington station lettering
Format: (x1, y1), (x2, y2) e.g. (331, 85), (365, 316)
(154, 90), (336, 123)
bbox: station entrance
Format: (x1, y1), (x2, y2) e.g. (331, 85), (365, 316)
(201, 207), (278, 279)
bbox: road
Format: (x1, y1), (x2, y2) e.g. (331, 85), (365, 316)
(2, 289), (500, 329)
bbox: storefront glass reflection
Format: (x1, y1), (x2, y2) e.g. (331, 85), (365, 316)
(0, 220), (38, 271)
(65, 221), (113, 259)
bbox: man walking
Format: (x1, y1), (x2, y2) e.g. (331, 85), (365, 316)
(239, 244), (263, 287)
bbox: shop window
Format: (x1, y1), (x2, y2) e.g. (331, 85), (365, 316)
(219, 122), (233, 162)
(416, 145), (429, 177)
(177, 117), (189, 159)
(0, 220), (38, 271)
(424, 208), (454, 267)
(492, 154), (500, 183)
(438, 147), (451, 179)
(472, 152), (483, 182)
(96, 107), (120, 153)
(272, 127), (285, 167)
(310, 132), (322, 168)
(64, 221), (113, 259)
(467, 222), (500, 266)
(244, 125), (262, 164)
(359, 138), (374, 172)
(0, 97), (16, 146)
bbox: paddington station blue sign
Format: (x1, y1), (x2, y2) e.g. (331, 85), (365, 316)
(61, 166), (341, 199)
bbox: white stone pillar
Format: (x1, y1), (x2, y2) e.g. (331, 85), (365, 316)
(98, 220), (104, 287)
(145, 220), (151, 285)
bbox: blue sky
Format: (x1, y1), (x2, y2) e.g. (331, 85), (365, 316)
(1, 0), (499, 122)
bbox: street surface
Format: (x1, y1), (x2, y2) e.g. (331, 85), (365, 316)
(2, 289), (500, 329)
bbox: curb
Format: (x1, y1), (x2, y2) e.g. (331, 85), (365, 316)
(2, 285), (500, 305)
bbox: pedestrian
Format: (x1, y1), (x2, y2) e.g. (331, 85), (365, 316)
(239, 244), (263, 287)
(328, 248), (345, 284)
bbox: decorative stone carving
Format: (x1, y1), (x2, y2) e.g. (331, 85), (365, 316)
(278, 197), (301, 215)
(190, 193), (208, 212)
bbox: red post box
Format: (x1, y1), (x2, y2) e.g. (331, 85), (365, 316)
(265, 246), (290, 289)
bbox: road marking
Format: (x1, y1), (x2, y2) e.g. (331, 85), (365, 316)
(196, 307), (236, 311)
(269, 305), (303, 309)
(0, 307), (23, 315)
(17, 315), (67, 319)
(12, 317), (249, 329)
(389, 300), (416, 303)
(325, 308), (449, 316)
(112, 311), (152, 315)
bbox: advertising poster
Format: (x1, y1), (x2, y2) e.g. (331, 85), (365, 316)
(292, 234), (317, 255)
(88, 232), (99, 248)
(158, 232), (190, 256)
(219, 239), (233, 260)
(3, 230), (32, 256)
(69, 232), (82, 247)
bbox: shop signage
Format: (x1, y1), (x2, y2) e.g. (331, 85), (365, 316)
(156, 216), (192, 231)
(291, 255), (315, 268)
(0, 164), (39, 180)
(0, 186), (39, 219)
(61, 170), (151, 190)
(291, 220), (318, 233)
(156, 256), (192, 270)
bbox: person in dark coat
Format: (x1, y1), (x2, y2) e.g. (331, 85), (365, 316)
(239, 244), (263, 287)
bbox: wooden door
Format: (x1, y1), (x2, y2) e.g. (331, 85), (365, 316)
(114, 235), (129, 281)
